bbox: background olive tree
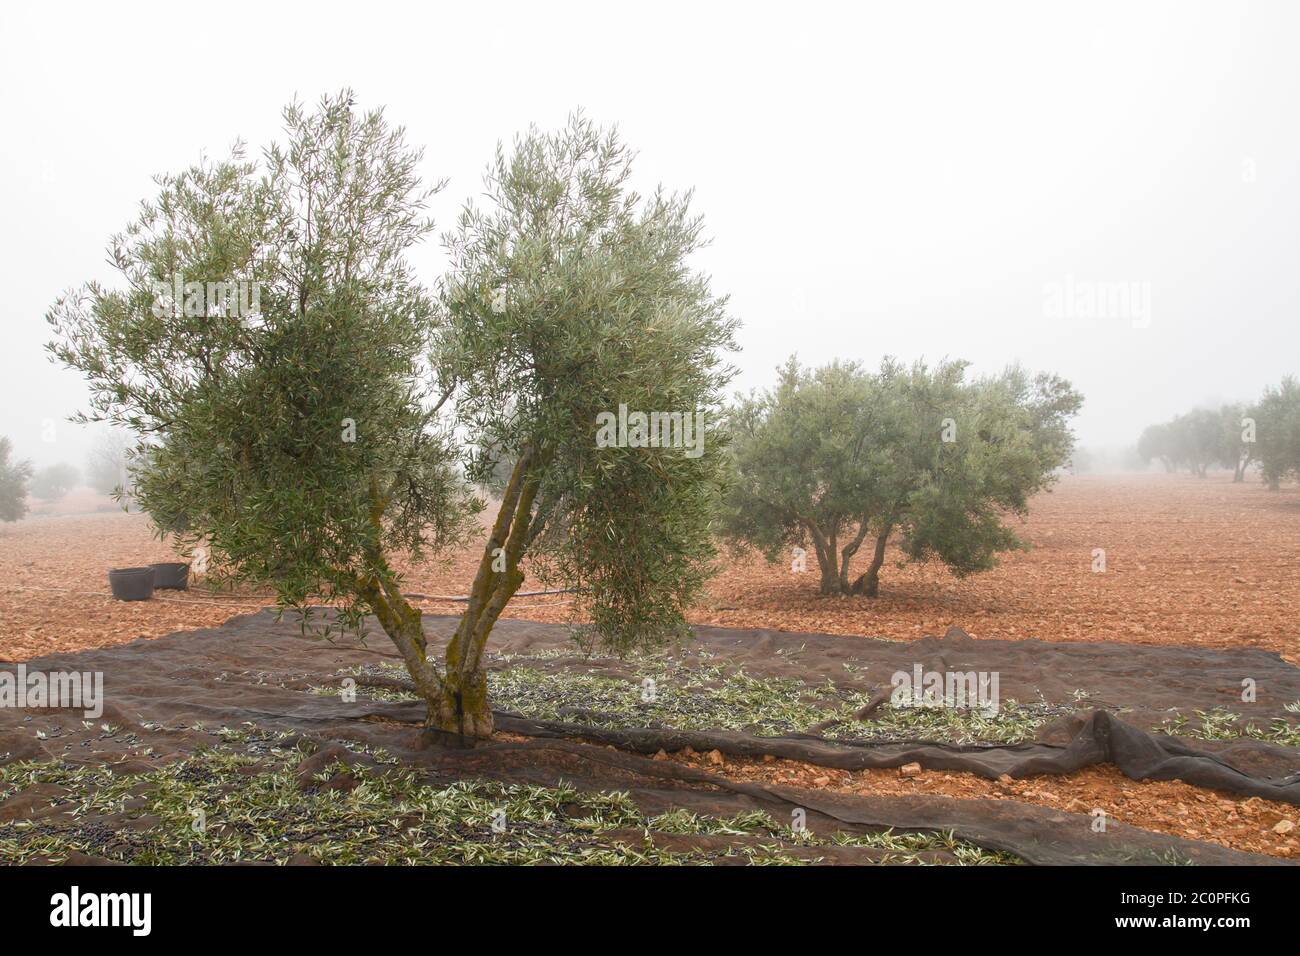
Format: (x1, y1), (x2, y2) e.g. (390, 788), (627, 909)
(85, 426), (134, 498)
(0, 437), (32, 522)
(722, 356), (1080, 597)
(1137, 396), (1295, 484)
(29, 463), (80, 502)
(1216, 403), (1255, 482)
(1137, 420), (1178, 472)
(1252, 377), (1300, 489)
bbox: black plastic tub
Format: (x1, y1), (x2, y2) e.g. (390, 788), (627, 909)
(149, 562), (190, 590)
(108, 566), (156, 601)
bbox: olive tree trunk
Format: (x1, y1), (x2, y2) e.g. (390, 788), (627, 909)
(366, 447), (542, 741)
(805, 518), (892, 598)
(849, 527), (892, 597)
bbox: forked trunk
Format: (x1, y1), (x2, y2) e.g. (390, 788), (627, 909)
(810, 520), (892, 597)
(362, 457), (539, 743)
(368, 591), (495, 742)
(429, 444), (540, 740)
(804, 520), (841, 595)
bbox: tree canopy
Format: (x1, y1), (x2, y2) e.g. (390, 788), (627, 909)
(721, 357), (1081, 596)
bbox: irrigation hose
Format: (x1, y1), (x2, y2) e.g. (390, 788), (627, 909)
(3, 583), (575, 610)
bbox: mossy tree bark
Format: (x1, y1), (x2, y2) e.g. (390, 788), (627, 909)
(365, 446), (545, 741)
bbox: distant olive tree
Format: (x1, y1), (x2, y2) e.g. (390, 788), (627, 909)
(1252, 377), (1300, 490)
(1140, 402), (1268, 482)
(1216, 403), (1255, 482)
(48, 97), (736, 740)
(29, 463), (80, 502)
(1137, 421), (1178, 472)
(0, 437), (32, 522)
(1178, 408), (1229, 478)
(1138, 411), (1214, 477)
(85, 426), (133, 497)
(722, 357), (1080, 597)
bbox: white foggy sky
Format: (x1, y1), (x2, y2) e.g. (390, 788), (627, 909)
(3, 0), (1298, 468)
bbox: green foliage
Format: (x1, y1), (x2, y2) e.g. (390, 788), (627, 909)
(1161, 707), (1300, 748)
(1137, 407), (1238, 478)
(0, 737), (1014, 865)
(437, 113), (738, 654)
(29, 462), (80, 502)
(1251, 377), (1300, 489)
(722, 356), (1081, 596)
(47, 92), (478, 628)
(0, 437), (32, 522)
(47, 98), (737, 734)
(333, 654), (1071, 745)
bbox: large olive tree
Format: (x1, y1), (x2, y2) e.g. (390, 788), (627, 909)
(48, 97), (735, 740)
(722, 357), (1080, 597)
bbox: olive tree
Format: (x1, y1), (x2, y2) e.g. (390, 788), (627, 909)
(1252, 377), (1300, 490)
(1140, 404), (1263, 480)
(1137, 421), (1178, 472)
(434, 115), (737, 736)
(86, 426), (133, 497)
(48, 98), (736, 740)
(29, 463), (80, 502)
(1174, 409), (1227, 478)
(722, 357), (1080, 597)
(1216, 403), (1255, 482)
(0, 437), (32, 522)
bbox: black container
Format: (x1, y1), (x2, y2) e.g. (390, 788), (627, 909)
(149, 562), (190, 590)
(108, 566), (156, 601)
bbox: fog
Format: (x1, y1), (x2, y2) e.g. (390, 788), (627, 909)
(3, 0), (1298, 470)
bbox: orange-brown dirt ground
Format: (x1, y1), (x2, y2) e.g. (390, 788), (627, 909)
(2, 473), (1298, 859)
